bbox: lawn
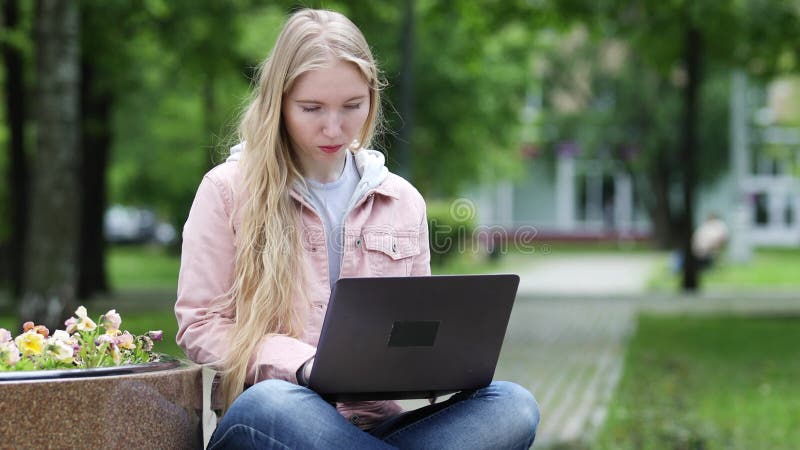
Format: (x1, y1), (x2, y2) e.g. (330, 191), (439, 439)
(648, 247), (800, 291)
(107, 244), (180, 290)
(593, 314), (800, 450)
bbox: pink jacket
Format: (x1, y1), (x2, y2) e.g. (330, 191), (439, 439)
(175, 149), (431, 429)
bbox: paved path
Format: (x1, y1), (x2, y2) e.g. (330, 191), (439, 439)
(497, 297), (637, 448)
(508, 253), (660, 448)
(401, 253), (660, 448)
(515, 253), (662, 297)
(495, 253), (799, 449)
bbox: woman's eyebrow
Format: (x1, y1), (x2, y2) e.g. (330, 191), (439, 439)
(294, 95), (367, 104)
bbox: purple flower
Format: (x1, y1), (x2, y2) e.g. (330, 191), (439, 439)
(64, 317), (78, 334)
(147, 330), (163, 342)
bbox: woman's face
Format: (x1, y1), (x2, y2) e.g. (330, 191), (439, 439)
(283, 58), (370, 182)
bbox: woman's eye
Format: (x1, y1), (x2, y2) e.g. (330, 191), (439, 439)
(301, 106), (320, 113)
(344, 103), (361, 110)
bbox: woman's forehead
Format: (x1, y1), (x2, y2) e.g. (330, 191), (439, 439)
(289, 59), (369, 102)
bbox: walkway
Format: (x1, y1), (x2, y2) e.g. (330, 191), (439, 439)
(400, 253), (659, 448)
(509, 254), (658, 448)
(502, 253), (799, 449)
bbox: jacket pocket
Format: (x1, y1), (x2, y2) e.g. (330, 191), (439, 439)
(362, 229), (421, 276)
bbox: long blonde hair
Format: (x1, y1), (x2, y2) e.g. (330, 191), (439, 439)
(218, 8), (383, 413)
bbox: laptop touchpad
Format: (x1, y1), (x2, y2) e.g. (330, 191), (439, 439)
(388, 321), (440, 347)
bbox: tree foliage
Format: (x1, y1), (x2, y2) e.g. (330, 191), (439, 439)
(543, 0), (800, 291)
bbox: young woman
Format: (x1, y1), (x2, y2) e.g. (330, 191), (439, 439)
(175, 8), (539, 449)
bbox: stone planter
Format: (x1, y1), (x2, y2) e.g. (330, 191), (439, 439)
(0, 357), (202, 448)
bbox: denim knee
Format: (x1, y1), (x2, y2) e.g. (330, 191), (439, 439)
(489, 381), (540, 439)
(226, 379), (307, 425)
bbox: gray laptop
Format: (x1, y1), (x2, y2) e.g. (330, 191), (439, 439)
(307, 274), (519, 402)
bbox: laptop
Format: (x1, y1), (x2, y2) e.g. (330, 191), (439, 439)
(307, 274), (519, 402)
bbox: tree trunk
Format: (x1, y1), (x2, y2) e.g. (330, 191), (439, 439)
(680, 26), (702, 292)
(21, 0), (81, 328)
(3, 0), (29, 297)
(395, 0), (414, 178)
(77, 60), (111, 299)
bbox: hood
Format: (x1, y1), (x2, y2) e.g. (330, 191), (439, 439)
(227, 142), (389, 206)
(227, 142), (244, 162)
(352, 148), (389, 192)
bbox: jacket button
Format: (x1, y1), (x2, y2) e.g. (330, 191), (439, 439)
(349, 415), (360, 424)
(355, 238), (362, 247)
(311, 247), (317, 252)
(392, 243), (397, 253)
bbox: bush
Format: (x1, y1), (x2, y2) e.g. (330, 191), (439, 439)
(426, 199), (476, 267)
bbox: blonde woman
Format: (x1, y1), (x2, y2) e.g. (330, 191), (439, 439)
(176, 8), (539, 449)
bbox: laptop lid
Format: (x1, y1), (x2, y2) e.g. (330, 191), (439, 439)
(308, 274), (519, 402)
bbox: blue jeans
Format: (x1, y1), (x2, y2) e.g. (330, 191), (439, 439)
(209, 380), (539, 449)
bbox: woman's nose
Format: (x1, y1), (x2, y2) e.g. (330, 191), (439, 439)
(322, 112), (343, 138)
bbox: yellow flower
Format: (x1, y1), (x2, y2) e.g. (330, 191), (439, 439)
(14, 330), (45, 357)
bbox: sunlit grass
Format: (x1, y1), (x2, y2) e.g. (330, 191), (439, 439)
(594, 314), (800, 449)
(647, 247), (800, 291)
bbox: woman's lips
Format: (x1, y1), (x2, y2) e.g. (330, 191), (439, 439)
(318, 145), (342, 154)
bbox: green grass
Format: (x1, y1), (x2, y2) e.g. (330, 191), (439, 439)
(648, 247), (800, 291)
(594, 314), (800, 450)
(108, 245), (180, 290)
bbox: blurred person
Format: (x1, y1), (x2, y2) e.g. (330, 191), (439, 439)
(174, 8), (538, 449)
(692, 213), (729, 269)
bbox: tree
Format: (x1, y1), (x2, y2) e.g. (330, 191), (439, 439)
(77, 2), (160, 298)
(548, 0), (800, 291)
(21, 0), (81, 328)
(539, 30), (731, 249)
(2, 0), (30, 297)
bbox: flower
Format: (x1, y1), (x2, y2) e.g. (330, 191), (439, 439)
(51, 329), (72, 343)
(96, 334), (115, 346)
(139, 335), (154, 352)
(0, 341), (20, 365)
(0, 328), (11, 344)
(64, 317), (78, 334)
(101, 309), (121, 333)
(148, 330), (163, 342)
(110, 345), (121, 365)
(0, 329), (20, 365)
(116, 331), (136, 350)
(14, 330), (46, 357)
(74, 306), (97, 332)
(1, 306), (161, 371)
(46, 339), (74, 364)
